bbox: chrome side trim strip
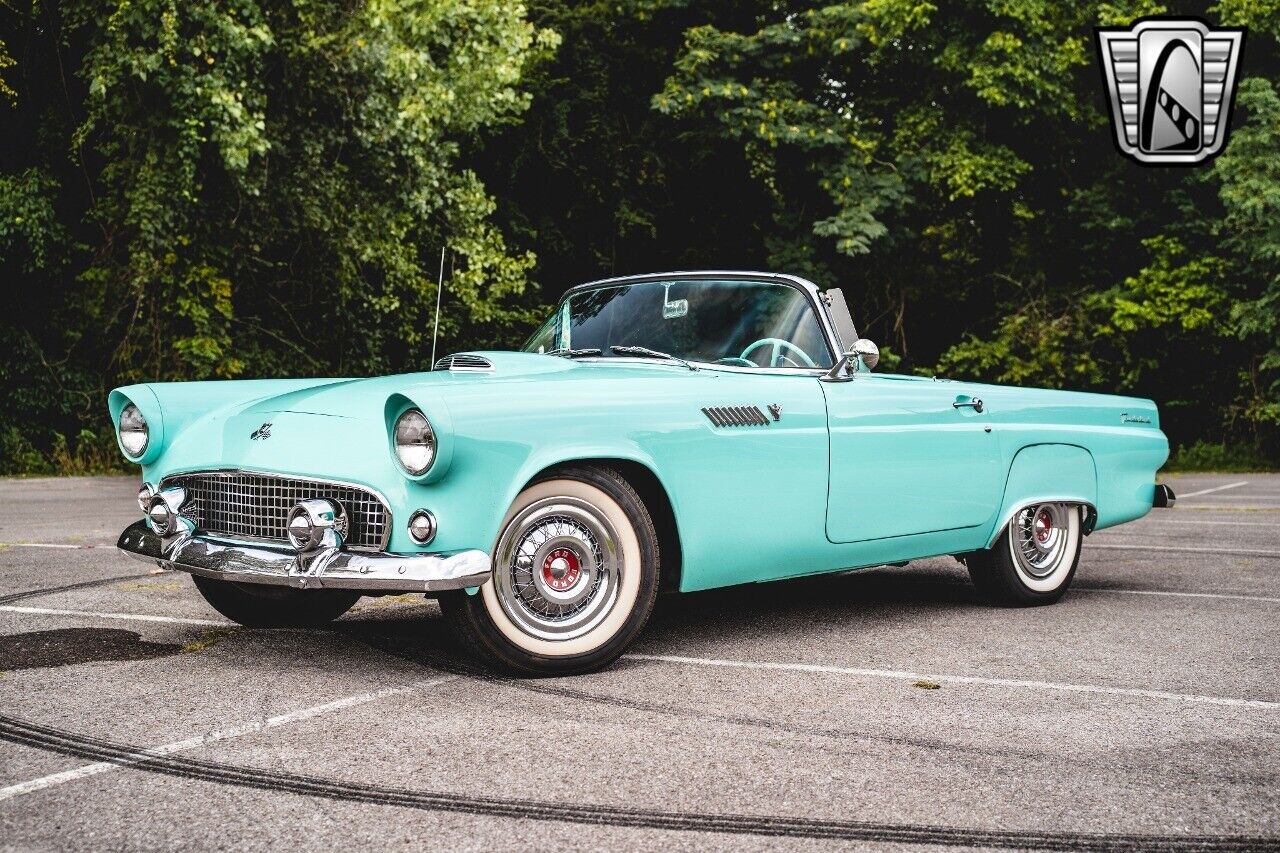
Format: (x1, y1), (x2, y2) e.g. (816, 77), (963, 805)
(117, 520), (490, 593)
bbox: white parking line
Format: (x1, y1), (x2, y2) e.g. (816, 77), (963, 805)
(1075, 587), (1280, 604)
(1176, 481), (1249, 498)
(0, 677), (453, 802)
(1123, 518), (1279, 527)
(0, 605), (228, 626)
(1172, 505), (1280, 511)
(629, 654), (1280, 710)
(0, 543), (111, 550)
(1087, 543), (1280, 558)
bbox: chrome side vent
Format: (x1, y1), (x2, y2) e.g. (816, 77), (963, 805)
(433, 353), (494, 372)
(702, 406), (770, 427)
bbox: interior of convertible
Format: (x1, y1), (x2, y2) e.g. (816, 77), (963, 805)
(523, 278), (835, 369)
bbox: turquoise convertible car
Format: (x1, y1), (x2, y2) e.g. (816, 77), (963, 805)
(112, 271), (1173, 674)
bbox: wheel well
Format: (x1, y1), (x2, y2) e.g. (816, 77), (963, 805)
(525, 458), (683, 593)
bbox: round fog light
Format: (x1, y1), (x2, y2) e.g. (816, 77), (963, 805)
(287, 499), (346, 552)
(147, 497), (174, 536)
(408, 510), (436, 545)
(287, 509), (316, 551)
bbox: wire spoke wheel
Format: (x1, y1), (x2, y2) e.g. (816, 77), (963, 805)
(1011, 503), (1070, 579)
(442, 467), (661, 675)
(967, 500), (1084, 606)
(494, 497), (622, 642)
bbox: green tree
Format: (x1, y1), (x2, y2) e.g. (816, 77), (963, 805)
(1, 0), (554, 463)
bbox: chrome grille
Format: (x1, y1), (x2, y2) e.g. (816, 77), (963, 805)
(169, 472), (389, 550)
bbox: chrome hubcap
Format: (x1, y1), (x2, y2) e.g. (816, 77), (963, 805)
(1012, 503), (1069, 578)
(494, 497), (621, 641)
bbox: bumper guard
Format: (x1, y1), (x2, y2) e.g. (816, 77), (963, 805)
(117, 520), (490, 593)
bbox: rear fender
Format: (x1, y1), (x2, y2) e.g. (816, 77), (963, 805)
(986, 444), (1098, 548)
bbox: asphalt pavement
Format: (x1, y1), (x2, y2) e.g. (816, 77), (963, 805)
(0, 474), (1277, 850)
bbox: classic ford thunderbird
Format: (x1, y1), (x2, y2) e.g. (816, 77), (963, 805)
(113, 271), (1174, 674)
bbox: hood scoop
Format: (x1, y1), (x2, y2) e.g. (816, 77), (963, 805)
(433, 353), (495, 372)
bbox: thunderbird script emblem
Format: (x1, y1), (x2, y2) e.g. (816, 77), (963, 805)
(1096, 18), (1245, 165)
(250, 422), (273, 441)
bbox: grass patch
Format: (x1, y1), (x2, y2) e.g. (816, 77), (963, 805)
(181, 628), (238, 654)
(352, 593), (424, 611)
(1162, 440), (1277, 474)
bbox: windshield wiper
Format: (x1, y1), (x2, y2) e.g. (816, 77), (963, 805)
(544, 347), (602, 358)
(609, 345), (698, 371)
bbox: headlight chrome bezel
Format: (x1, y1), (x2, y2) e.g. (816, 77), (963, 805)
(119, 403), (150, 458)
(393, 408), (437, 476)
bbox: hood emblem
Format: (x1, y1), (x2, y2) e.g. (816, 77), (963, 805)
(250, 422), (273, 440)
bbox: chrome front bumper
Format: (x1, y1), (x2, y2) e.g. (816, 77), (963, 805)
(116, 520), (491, 593)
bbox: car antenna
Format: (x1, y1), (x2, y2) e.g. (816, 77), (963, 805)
(430, 246), (446, 368)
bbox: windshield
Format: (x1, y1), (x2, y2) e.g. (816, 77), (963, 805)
(523, 278), (834, 369)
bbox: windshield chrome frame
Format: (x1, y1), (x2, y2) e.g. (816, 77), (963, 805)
(543, 271), (842, 373)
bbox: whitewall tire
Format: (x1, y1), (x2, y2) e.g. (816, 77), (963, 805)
(440, 466), (660, 675)
(966, 502), (1084, 606)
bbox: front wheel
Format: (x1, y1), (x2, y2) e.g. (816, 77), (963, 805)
(440, 465), (660, 676)
(965, 502), (1084, 606)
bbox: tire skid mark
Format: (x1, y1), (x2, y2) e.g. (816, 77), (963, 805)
(0, 713), (1271, 851)
(0, 571), (165, 606)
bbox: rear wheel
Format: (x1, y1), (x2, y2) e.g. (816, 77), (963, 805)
(440, 465), (660, 676)
(966, 502), (1083, 606)
(191, 575), (360, 627)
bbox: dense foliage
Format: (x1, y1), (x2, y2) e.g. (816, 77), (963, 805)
(2, 0), (1278, 473)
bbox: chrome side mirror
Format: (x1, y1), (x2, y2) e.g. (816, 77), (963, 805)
(852, 338), (879, 370)
(821, 338), (879, 382)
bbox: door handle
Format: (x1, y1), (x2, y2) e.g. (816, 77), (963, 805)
(953, 398), (984, 413)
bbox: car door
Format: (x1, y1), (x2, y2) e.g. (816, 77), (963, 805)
(821, 375), (1004, 544)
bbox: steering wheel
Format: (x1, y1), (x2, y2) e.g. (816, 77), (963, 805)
(739, 338), (817, 369)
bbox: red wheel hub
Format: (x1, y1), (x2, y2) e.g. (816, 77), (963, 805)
(541, 548), (582, 592)
(1034, 509), (1054, 544)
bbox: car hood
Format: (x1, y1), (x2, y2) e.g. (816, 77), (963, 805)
(233, 352), (577, 418)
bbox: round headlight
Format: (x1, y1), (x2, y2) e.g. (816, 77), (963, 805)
(394, 409), (435, 475)
(119, 404), (149, 457)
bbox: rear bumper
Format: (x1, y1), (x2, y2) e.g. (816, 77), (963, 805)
(116, 520), (490, 593)
(1154, 484), (1177, 508)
